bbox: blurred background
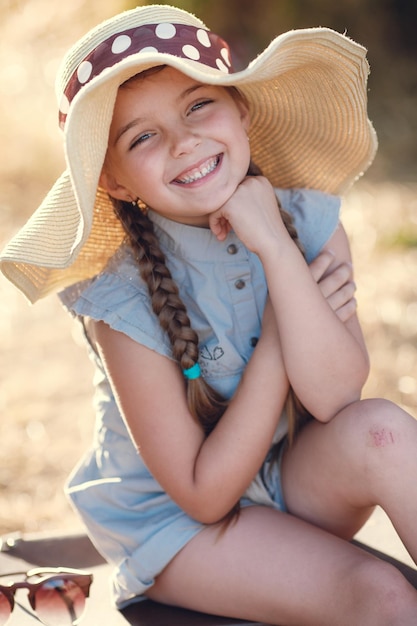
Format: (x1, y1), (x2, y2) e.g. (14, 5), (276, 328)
(0, 0), (416, 536)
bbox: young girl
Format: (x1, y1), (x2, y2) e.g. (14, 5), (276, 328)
(2, 5), (417, 625)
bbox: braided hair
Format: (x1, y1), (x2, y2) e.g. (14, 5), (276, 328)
(111, 158), (309, 443)
(108, 74), (310, 522)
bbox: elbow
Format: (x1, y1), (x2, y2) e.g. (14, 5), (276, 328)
(191, 510), (228, 525)
(186, 502), (236, 525)
(315, 392), (361, 423)
(181, 492), (240, 525)
(307, 371), (370, 424)
(199, 506), (240, 527)
(363, 352), (371, 383)
(312, 383), (366, 423)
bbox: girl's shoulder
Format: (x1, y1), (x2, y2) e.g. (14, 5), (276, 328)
(58, 243), (172, 358)
(275, 188), (341, 263)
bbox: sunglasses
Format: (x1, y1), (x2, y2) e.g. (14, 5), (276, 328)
(0, 567), (93, 625)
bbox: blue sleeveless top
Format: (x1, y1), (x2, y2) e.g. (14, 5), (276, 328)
(59, 188), (340, 607)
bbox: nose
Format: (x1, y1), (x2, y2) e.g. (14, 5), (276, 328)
(169, 124), (201, 158)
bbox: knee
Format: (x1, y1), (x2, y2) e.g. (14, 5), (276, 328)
(360, 398), (402, 444)
(341, 397), (413, 454)
(329, 398), (416, 493)
(375, 563), (417, 620)
(352, 558), (417, 624)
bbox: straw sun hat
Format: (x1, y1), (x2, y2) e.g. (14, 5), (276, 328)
(0, 4), (377, 303)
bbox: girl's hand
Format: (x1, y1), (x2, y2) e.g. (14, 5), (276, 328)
(209, 176), (286, 253)
(210, 177), (356, 323)
(309, 250), (357, 322)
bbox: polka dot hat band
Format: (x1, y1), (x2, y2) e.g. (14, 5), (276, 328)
(59, 23), (233, 129)
(0, 4), (377, 303)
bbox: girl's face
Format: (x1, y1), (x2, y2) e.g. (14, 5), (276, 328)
(100, 66), (251, 227)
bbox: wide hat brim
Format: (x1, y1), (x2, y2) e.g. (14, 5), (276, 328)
(0, 9), (377, 303)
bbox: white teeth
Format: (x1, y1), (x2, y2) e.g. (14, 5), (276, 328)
(176, 157), (218, 184)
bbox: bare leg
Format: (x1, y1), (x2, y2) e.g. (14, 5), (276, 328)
(147, 399), (417, 624)
(147, 506), (417, 625)
(282, 398), (417, 560)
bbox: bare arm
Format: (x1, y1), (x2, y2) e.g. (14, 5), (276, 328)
(90, 300), (289, 524)
(88, 212), (363, 524)
(210, 176), (369, 421)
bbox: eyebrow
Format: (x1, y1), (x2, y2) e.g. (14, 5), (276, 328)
(113, 82), (208, 146)
(114, 117), (147, 146)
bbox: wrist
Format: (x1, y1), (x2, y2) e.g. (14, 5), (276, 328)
(258, 233), (304, 277)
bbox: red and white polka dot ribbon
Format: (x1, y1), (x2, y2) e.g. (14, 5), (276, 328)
(59, 22), (233, 128)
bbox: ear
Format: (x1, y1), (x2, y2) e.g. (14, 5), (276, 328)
(99, 169), (134, 202)
(231, 91), (250, 132)
(239, 102), (250, 133)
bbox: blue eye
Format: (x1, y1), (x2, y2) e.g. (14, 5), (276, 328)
(190, 99), (213, 113)
(129, 132), (153, 149)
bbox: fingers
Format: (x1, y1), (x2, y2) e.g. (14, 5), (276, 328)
(312, 252), (357, 321)
(209, 176), (283, 251)
(325, 281), (357, 321)
(309, 250), (335, 282)
(209, 214), (231, 241)
(316, 260), (354, 299)
(331, 297), (358, 322)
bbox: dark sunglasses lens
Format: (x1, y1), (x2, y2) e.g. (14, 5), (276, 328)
(0, 593), (11, 626)
(35, 578), (86, 626)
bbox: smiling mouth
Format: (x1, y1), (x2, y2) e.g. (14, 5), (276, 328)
(173, 155), (220, 184)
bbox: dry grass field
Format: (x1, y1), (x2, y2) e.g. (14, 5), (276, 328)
(0, 0), (416, 538)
